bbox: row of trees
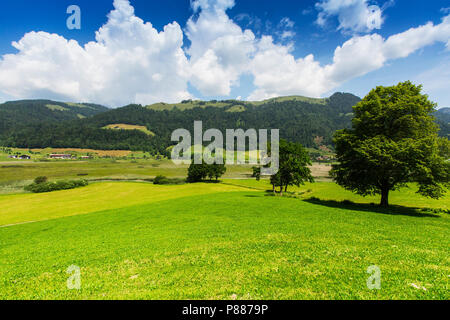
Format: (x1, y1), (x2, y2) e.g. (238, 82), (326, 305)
(187, 163), (227, 183)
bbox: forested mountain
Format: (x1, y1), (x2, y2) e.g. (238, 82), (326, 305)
(0, 94), (448, 154)
(0, 100), (108, 132)
(436, 107), (450, 138)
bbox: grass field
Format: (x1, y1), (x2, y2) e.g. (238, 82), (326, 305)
(0, 181), (448, 300)
(222, 180), (450, 210)
(0, 159), (330, 186)
(0, 182), (248, 226)
(0, 160), (254, 188)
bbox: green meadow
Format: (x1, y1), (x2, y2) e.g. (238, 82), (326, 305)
(0, 180), (448, 300)
(0, 159), (253, 190)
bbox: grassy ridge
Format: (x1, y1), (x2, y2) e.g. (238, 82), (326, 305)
(146, 96), (328, 111)
(0, 188), (448, 299)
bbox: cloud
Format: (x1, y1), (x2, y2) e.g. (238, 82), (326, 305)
(248, 15), (450, 100)
(277, 18), (296, 40)
(186, 0), (255, 96)
(441, 8), (450, 15)
(191, 0), (235, 13)
(0, 0), (448, 106)
(249, 36), (329, 100)
(315, 0), (389, 34)
(0, 0), (191, 107)
(280, 17), (295, 29)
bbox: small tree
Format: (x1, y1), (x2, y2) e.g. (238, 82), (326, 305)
(252, 166), (261, 181)
(331, 81), (449, 207)
(270, 171), (282, 194)
(270, 139), (314, 196)
(210, 163), (226, 181)
(187, 163), (208, 183)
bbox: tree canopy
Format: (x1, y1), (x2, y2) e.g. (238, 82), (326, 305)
(331, 81), (450, 207)
(187, 162), (227, 183)
(269, 139), (314, 195)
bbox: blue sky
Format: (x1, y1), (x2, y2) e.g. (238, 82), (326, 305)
(0, 0), (449, 107)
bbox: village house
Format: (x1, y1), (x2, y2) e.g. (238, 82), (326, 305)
(9, 154), (31, 160)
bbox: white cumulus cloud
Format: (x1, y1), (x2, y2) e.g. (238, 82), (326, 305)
(0, 0), (191, 107)
(0, 0), (449, 106)
(315, 0), (389, 34)
(186, 0), (255, 96)
(248, 15), (450, 100)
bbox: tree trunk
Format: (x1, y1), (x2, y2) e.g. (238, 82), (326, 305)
(380, 188), (389, 207)
(280, 185), (283, 197)
(285, 185), (288, 193)
(272, 184), (275, 193)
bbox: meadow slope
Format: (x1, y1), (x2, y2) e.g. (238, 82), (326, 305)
(0, 182), (448, 300)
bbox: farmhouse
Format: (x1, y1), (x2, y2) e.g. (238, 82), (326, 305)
(49, 154), (73, 159)
(9, 154), (31, 159)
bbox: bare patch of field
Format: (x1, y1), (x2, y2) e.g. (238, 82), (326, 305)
(45, 104), (68, 111)
(102, 124), (155, 136)
(309, 163), (332, 181)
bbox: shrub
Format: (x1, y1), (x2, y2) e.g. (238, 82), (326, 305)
(153, 176), (185, 185)
(34, 176), (48, 184)
(153, 175), (170, 185)
(25, 179), (88, 193)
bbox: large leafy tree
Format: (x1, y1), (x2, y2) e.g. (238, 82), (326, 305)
(270, 139), (314, 195)
(331, 81), (449, 207)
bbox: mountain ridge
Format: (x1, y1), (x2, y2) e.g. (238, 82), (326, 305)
(0, 93), (448, 153)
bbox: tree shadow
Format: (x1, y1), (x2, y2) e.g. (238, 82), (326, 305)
(303, 198), (442, 218)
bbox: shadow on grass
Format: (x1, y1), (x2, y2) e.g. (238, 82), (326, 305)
(303, 197), (442, 218)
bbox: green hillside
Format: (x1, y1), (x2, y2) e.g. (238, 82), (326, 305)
(0, 100), (108, 130)
(0, 94), (448, 154)
(436, 107), (450, 138)
(0, 93), (360, 153)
